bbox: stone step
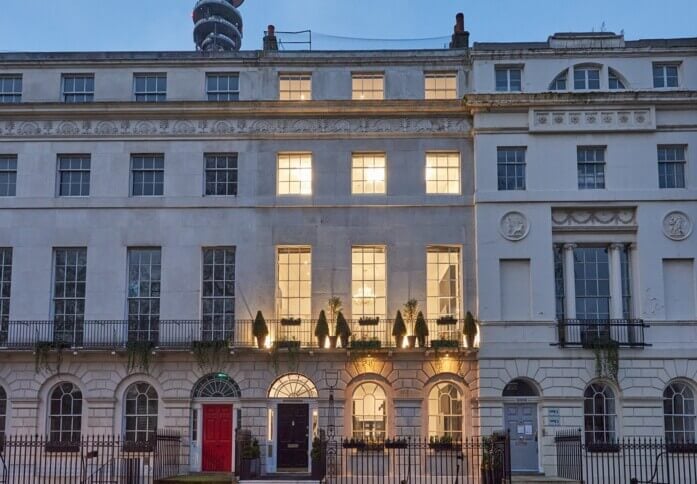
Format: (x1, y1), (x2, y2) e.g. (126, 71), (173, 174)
(511, 475), (582, 484)
(240, 481), (316, 484)
(156, 473), (236, 484)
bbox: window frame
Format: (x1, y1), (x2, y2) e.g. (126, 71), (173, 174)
(351, 73), (385, 100)
(0, 248), (11, 346)
(201, 247), (236, 341)
(57, 154), (91, 197)
(130, 154), (164, 197)
(206, 72), (240, 101)
(425, 151), (461, 195)
(573, 66), (601, 90)
(663, 381), (696, 444)
(52, 247), (87, 347)
(657, 145), (687, 189)
(584, 382), (617, 446)
(276, 246), (312, 321)
(279, 73), (312, 101)
(126, 248), (162, 343)
(352, 382), (387, 442)
(426, 246), (461, 319)
(0, 75), (22, 103)
(277, 152), (312, 196)
(61, 74), (95, 103)
(204, 153), (238, 196)
(351, 246), (387, 320)
(577, 146), (606, 190)
(608, 69), (626, 90)
(495, 66), (522, 92)
(549, 70), (568, 91)
(133, 73), (167, 103)
(48, 382), (83, 444)
(351, 152), (386, 195)
(497, 146), (526, 191)
(123, 382), (159, 445)
(0, 155), (17, 197)
(428, 382), (464, 440)
(653, 63), (680, 89)
(424, 72), (458, 100)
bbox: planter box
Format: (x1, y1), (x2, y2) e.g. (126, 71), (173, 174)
(358, 317), (380, 326)
(280, 318), (302, 326)
(274, 340), (301, 350)
(436, 316), (458, 325)
(350, 339), (381, 350)
(431, 339), (458, 349)
(581, 326), (615, 349)
(384, 439), (408, 449)
(428, 442), (458, 451)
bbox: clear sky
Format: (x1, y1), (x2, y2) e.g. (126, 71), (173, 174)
(0, 0), (695, 52)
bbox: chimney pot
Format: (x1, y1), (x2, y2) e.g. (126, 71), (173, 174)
(264, 24), (279, 51)
(268, 24), (275, 35)
(449, 12), (469, 49)
(455, 13), (465, 33)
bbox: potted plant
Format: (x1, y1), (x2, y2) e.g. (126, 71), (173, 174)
(437, 315), (457, 325)
(431, 339), (458, 350)
(342, 438), (366, 450)
(414, 311), (429, 348)
(358, 317), (380, 326)
(481, 433), (505, 484)
(336, 311), (351, 348)
(392, 310), (407, 348)
(239, 437), (261, 479)
(350, 337), (381, 350)
(328, 296), (342, 323)
(384, 437), (408, 449)
(464, 311), (478, 349)
(315, 310), (330, 349)
(252, 311), (268, 349)
(311, 437), (326, 479)
(429, 435), (457, 451)
(404, 299), (418, 348)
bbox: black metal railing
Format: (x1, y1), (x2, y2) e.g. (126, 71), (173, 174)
(325, 435), (510, 484)
(555, 429), (697, 484)
(557, 319), (649, 348)
(0, 430), (183, 483)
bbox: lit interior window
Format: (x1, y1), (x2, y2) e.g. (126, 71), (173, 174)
(279, 74), (312, 101)
(426, 152), (460, 194)
(276, 247), (312, 321)
(352, 74), (384, 100)
(352, 153), (386, 194)
(278, 153), (312, 195)
(425, 73), (457, 100)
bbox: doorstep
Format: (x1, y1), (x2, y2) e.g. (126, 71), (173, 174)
(156, 473), (236, 484)
(511, 475), (582, 484)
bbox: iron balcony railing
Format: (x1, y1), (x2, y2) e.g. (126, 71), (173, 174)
(556, 319), (649, 348)
(0, 318), (474, 351)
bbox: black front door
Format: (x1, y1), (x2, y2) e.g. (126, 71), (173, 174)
(277, 404), (309, 470)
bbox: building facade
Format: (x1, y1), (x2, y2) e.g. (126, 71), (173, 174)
(0, 25), (695, 478)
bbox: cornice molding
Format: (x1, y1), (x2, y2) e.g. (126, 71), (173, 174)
(0, 116), (471, 139)
(466, 91), (697, 110)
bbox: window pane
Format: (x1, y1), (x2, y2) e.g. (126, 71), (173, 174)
(277, 153), (312, 195)
(425, 153), (460, 194)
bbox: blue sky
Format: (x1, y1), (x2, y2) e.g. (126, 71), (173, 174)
(0, 0), (695, 52)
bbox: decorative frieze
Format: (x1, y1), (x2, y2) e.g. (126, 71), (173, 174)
(0, 117), (470, 139)
(552, 207), (637, 232)
(530, 108), (655, 132)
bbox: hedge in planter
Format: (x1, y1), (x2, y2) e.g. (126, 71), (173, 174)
(350, 338), (381, 350)
(314, 310), (330, 348)
(431, 339), (458, 349)
(414, 311), (429, 348)
(252, 311), (268, 349)
(392, 310), (407, 348)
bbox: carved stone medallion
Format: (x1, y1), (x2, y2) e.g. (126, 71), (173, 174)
(500, 211), (530, 241)
(663, 211), (693, 241)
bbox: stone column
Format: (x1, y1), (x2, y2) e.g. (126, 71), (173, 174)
(563, 244), (577, 319)
(609, 243), (625, 320)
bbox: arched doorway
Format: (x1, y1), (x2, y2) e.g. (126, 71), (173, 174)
(503, 379), (541, 473)
(190, 374), (241, 473)
(267, 374), (319, 474)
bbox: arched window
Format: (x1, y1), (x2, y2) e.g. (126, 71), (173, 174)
(0, 386), (6, 441)
(584, 382), (616, 444)
(428, 383), (463, 440)
(550, 70), (568, 91)
(608, 69), (627, 90)
(664, 382), (696, 444)
(352, 383), (386, 441)
(124, 383), (158, 443)
(49, 382), (82, 443)
(269, 374), (318, 399)
(192, 374), (241, 398)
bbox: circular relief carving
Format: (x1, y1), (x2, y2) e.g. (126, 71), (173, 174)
(500, 211), (530, 241)
(663, 211), (693, 241)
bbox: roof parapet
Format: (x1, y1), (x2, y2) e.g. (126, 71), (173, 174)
(548, 32), (625, 49)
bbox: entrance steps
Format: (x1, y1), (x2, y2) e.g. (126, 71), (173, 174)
(156, 473), (236, 484)
(511, 475), (582, 484)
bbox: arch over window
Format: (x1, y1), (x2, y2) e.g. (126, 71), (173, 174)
(269, 373), (318, 399)
(49, 382), (82, 443)
(0, 386), (6, 441)
(608, 68), (627, 89)
(664, 381), (696, 444)
(549, 70), (568, 91)
(192, 373), (241, 399)
(428, 382), (463, 440)
(584, 382), (617, 444)
(352, 382), (387, 441)
(503, 379), (539, 397)
(124, 382), (158, 443)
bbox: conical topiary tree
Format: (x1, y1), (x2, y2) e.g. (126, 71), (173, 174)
(335, 311), (351, 348)
(414, 311), (429, 348)
(392, 310), (407, 348)
(464, 311), (478, 349)
(315, 310), (330, 348)
(252, 311), (268, 349)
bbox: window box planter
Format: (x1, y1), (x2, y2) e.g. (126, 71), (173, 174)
(428, 441), (459, 451)
(273, 340), (301, 350)
(350, 339), (381, 350)
(384, 438), (408, 449)
(121, 440), (155, 453)
(45, 440), (80, 453)
(580, 327), (616, 349)
(431, 339), (458, 349)
(343, 439), (366, 450)
(666, 442), (697, 454)
(358, 317), (380, 326)
(586, 442), (620, 453)
(436, 316), (458, 325)
(280, 318), (302, 326)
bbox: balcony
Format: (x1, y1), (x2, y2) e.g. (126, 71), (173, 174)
(0, 318), (477, 351)
(556, 319), (649, 348)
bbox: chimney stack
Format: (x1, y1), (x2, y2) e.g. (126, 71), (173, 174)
(263, 24), (279, 51)
(449, 13), (469, 49)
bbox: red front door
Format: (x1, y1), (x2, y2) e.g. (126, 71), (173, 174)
(202, 405), (233, 472)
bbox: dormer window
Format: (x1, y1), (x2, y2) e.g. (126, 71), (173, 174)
(574, 67), (600, 90)
(608, 69), (626, 90)
(550, 71), (567, 91)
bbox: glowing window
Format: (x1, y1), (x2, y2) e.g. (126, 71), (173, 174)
(192, 374), (241, 398)
(352, 383), (387, 441)
(351, 246), (386, 320)
(427, 247), (460, 318)
(279, 74), (311, 101)
(352, 74), (384, 100)
(426, 152), (460, 194)
(425, 73), (457, 100)
(277, 153), (312, 195)
(428, 383), (463, 440)
(276, 247), (312, 321)
(269, 374), (318, 399)
(352, 153), (386, 194)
